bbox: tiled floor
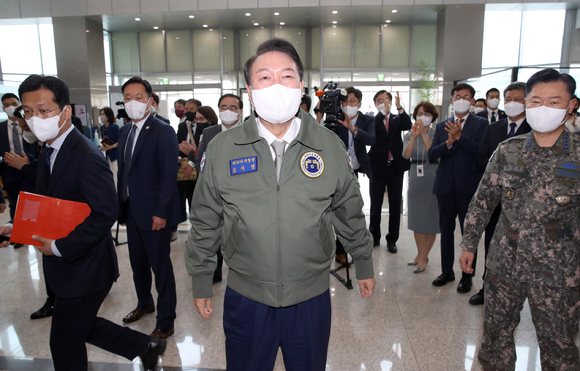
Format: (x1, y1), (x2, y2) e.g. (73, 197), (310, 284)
(0, 178), (571, 370)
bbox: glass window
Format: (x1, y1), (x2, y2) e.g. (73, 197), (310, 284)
(520, 10), (565, 66)
(311, 27), (321, 70)
(193, 29), (220, 71)
(382, 25), (410, 68)
(38, 23), (57, 75)
(411, 25), (436, 69)
(194, 72), (221, 84)
(139, 31), (166, 73)
(239, 28), (272, 70)
(0, 25), (43, 74)
(323, 26), (351, 69)
(112, 32), (139, 73)
(103, 31), (112, 74)
(273, 27), (307, 67)
(167, 30), (192, 72)
(354, 26), (380, 68)
(222, 30), (235, 71)
(482, 11), (521, 69)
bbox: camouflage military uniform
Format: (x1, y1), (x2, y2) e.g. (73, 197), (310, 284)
(460, 129), (580, 370)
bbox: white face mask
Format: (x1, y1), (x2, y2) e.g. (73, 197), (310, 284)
(342, 105), (359, 118)
(22, 130), (38, 143)
(419, 115), (433, 126)
(469, 106), (476, 114)
(526, 103), (569, 134)
(220, 110), (240, 126)
(99, 115), (107, 124)
(474, 107), (485, 114)
(453, 99), (471, 115)
(124, 99), (150, 121)
(150, 106), (157, 114)
(251, 84), (302, 124)
(503, 102), (525, 118)
(26, 108), (66, 142)
(376, 103), (390, 115)
(487, 98), (500, 109)
(4, 105), (18, 118)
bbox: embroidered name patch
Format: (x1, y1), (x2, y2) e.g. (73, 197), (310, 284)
(556, 161), (580, 172)
(503, 165), (525, 173)
(554, 168), (580, 179)
(230, 156), (258, 176)
(301, 152), (324, 178)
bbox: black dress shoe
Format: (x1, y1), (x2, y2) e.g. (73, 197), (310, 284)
(30, 301), (53, 320)
(140, 337), (167, 371)
(387, 242), (397, 253)
(432, 272), (455, 287)
(123, 305), (155, 323)
(469, 288), (484, 305)
(373, 236), (380, 246)
(12, 243), (24, 248)
(457, 276), (473, 293)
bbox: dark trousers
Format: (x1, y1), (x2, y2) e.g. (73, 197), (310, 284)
(50, 283), (150, 371)
(126, 208), (177, 330)
(223, 287), (331, 371)
(369, 166), (404, 243)
(437, 187), (473, 277)
(473, 204), (501, 282)
(6, 189), (18, 220)
(177, 180), (196, 222)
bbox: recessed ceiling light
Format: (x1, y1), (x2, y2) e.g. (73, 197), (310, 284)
(209, 28), (213, 31)
(332, 21), (337, 24)
(385, 20), (391, 23)
(245, 13), (251, 16)
(85, 29), (89, 32)
(274, 12), (279, 15)
(153, 26), (158, 29)
(392, 9), (397, 13)
(189, 15), (194, 18)
(254, 22), (259, 26)
(280, 22), (285, 25)
(135, 17), (140, 21)
(332, 10), (338, 14)
(176, 37), (180, 39)
(203, 24), (208, 27)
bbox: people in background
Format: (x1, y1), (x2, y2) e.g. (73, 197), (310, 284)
(151, 92), (170, 124)
(476, 88), (507, 124)
(99, 107), (120, 187)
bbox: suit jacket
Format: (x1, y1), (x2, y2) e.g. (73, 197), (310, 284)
(334, 112), (375, 181)
(368, 111), (412, 176)
(117, 114), (181, 230)
(176, 120), (209, 158)
(428, 114), (488, 196)
(195, 124), (223, 172)
(37, 128), (119, 298)
(155, 114), (170, 124)
(476, 108), (507, 123)
(0, 120), (38, 191)
(476, 117), (531, 170)
(99, 123), (120, 162)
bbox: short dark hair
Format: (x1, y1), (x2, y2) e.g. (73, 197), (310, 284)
(451, 83), (475, 99)
(121, 76), (153, 98)
(186, 98), (202, 109)
(345, 87), (362, 104)
(18, 75), (70, 110)
(151, 92), (160, 105)
(197, 106), (218, 126)
(475, 98), (487, 107)
(412, 101), (439, 122)
(244, 38), (304, 85)
(503, 82), (526, 97)
(100, 107), (116, 124)
(300, 94), (311, 112)
(174, 99), (186, 109)
(525, 68), (576, 100)
(1, 93), (19, 104)
(373, 90), (392, 104)
(485, 88), (500, 98)
(218, 94), (243, 110)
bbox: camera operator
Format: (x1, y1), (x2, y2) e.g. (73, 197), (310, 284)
(316, 86), (375, 265)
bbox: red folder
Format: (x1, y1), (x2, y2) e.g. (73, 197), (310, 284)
(11, 192), (91, 247)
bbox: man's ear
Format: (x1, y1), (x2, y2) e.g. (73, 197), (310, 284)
(246, 83), (253, 104)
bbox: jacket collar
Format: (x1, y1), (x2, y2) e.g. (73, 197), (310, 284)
(48, 127), (81, 194)
(524, 127), (573, 153)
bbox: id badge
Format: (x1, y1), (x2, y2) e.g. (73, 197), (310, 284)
(417, 164), (424, 177)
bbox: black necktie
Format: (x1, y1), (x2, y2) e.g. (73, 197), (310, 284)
(11, 123), (22, 154)
(508, 122), (517, 138)
(44, 147), (54, 187)
(121, 125), (137, 201)
(491, 112), (496, 123)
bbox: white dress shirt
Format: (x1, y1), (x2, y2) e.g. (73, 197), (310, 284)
(257, 117), (301, 160)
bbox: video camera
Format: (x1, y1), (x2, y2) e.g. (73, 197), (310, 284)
(314, 81), (347, 131)
(115, 101), (129, 120)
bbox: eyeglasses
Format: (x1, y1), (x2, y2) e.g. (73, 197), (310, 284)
(219, 105), (240, 112)
(22, 107), (60, 119)
(453, 95), (472, 101)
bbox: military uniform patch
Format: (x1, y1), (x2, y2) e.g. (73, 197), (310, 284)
(200, 152), (206, 173)
(504, 165), (525, 173)
(505, 188), (515, 200)
(301, 152), (324, 178)
(556, 195), (571, 207)
(230, 156), (258, 176)
(554, 168), (580, 179)
(556, 161), (580, 172)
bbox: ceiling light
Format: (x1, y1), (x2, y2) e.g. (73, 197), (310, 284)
(274, 12), (279, 15)
(135, 17), (140, 21)
(85, 29), (89, 32)
(332, 10), (338, 14)
(392, 9), (397, 13)
(332, 21), (337, 24)
(254, 22), (259, 26)
(189, 15), (194, 18)
(176, 37), (179, 39)
(245, 13), (251, 16)
(385, 20), (391, 23)
(203, 24), (208, 27)
(153, 26), (158, 29)
(209, 28), (213, 31)
(280, 22), (285, 25)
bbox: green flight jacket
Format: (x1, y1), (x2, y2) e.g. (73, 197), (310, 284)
(184, 110), (374, 307)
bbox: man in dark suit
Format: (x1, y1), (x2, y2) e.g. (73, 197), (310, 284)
(368, 90), (411, 253)
(151, 92), (170, 124)
(1, 93), (37, 227)
(0, 75), (165, 371)
(428, 83), (488, 292)
(194, 93), (243, 282)
(117, 76), (181, 340)
(469, 82), (531, 306)
(476, 88), (507, 124)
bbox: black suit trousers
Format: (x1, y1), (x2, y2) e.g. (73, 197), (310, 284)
(50, 283), (149, 371)
(369, 166), (403, 243)
(177, 179), (196, 222)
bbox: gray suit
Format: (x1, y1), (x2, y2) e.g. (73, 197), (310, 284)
(195, 124), (223, 171)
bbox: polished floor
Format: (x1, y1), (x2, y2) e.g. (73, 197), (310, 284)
(0, 178), (574, 370)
